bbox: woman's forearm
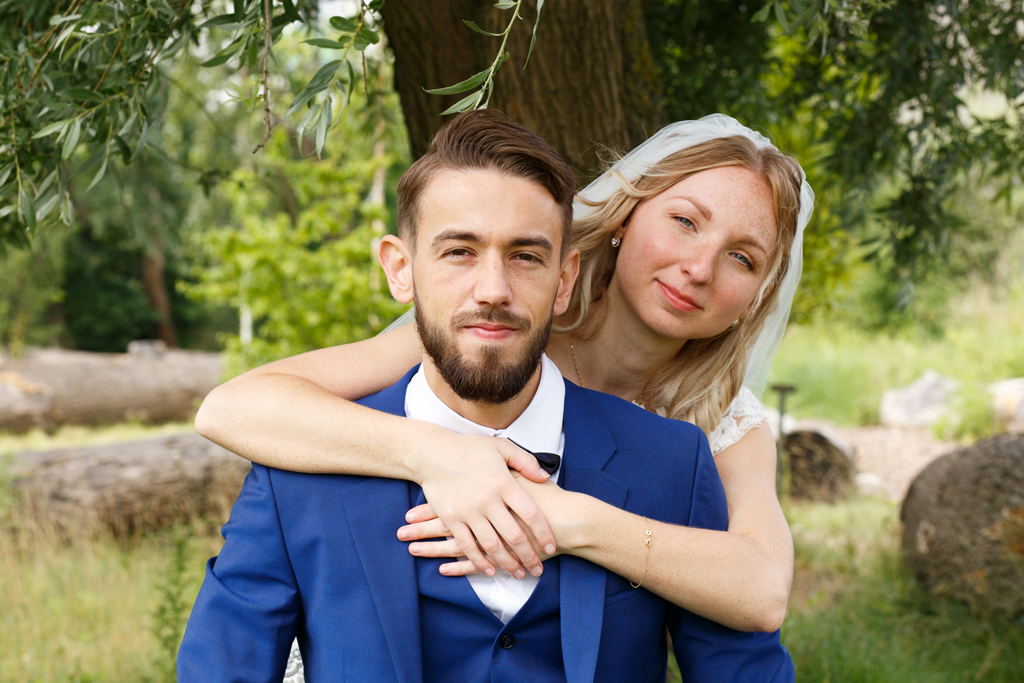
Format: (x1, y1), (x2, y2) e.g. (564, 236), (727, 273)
(560, 494), (789, 632)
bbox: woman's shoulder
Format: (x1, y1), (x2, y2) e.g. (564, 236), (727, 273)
(707, 386), (768, 455)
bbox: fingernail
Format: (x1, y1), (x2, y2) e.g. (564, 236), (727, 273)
(485, 568), (496, 577)
(530, 566), (542, 577)
(514, 569), (526, 580)
(397, 529), (410, 540)
(405, 512), (417, 522)
(544, 544), (555, 555)
(440, 565), (451, 575)
(539, 469), (550, 479)
(408, 543), (420, 554)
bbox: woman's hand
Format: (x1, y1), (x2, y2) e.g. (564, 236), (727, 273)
(403, 434), (558, 579)
(400, 474), (586, 577)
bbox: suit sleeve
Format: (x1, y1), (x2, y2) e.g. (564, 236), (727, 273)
(666, 431), (796, 683)
(177, 464), (301, 683)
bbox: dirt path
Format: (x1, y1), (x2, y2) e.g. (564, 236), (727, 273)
(829, 424), (961, 502)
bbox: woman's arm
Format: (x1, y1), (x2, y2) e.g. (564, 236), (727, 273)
(404, 422), (792, 632)
(195, 324), (557, 578)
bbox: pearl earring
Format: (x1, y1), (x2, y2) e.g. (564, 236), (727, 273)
(730, 319), (740, 328)
(611, 236), (621, 248)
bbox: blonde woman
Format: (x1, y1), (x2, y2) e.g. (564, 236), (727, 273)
(196, 115), (812, 644)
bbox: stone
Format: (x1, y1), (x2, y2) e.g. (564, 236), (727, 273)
(880, 370), (959, 428)
(782, 429), (856, 503)
(900, 434), (1024, 616)
(989, 378), (1024, 434)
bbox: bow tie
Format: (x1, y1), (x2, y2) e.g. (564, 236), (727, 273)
(508, 439), (561, 475)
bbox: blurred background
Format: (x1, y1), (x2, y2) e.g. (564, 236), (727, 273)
(1, 0), (1022, 680)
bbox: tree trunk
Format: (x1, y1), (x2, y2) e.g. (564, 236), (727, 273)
(0, 346), (222, 430)
(141, 232), (178, 348)
(381, 0), (665, 183)
(11, 432), (249, 538)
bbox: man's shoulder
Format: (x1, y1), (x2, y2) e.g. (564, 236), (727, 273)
(355, 365), (420, 415)
(564, 379), (704, 441)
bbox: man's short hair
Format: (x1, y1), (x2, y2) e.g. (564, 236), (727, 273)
(395, 109), (576, 258)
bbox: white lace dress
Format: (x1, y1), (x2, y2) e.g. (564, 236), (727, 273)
(279, 387), (767, 682)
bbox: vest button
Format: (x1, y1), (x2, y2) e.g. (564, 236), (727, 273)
(499, 634), (516, 649)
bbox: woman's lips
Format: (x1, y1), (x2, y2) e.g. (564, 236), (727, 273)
(656, 281), (703, 312)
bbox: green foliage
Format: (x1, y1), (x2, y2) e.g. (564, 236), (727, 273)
(0, 225), (66, 354)
(186, 118), (409, 376)
(934, 384), (1002, 443)
(149, 526), (191, 683)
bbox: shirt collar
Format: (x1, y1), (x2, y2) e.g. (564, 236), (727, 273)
(404, 353), (564, 456)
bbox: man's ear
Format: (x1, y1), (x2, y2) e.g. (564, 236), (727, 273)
(378, 235), (415, 304)
(553, 248), (580, 317)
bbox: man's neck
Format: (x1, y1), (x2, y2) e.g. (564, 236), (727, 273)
(421, 359), (542, 430)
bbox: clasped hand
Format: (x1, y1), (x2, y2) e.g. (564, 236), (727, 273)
(397, 433), (572, 579)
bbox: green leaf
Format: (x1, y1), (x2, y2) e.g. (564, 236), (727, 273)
(31, 119), (72, 139)
(494, 1), (516, 8)
(200, 52), (234, 67)
(37, 169), (57, 196)
(303, 38), (346, 49)
(329, 16), (358, 32)
(61, 88), (105, 103)
(751, 2), (773, 22)
(524, 0), (545, 67)
(86, 153), (109, 191)
(199, 14), (242, 28)
(113, 135), (132, 165)
(353, 29), (379, 51)
(296, 103), (320, 150)
(308, 60), (343, 88)
(367, 0), (384, 10)
(424, 68), (491, 96)
(774, 2), (789, 32)
(463, 20), (503, 37)
(62, 118), (82, 161)
(134, 119), (150, 160)
(20, 189), (36, 231)
(75, 143), (107, 178)
(36, 193), (60, 222)
(0, 164), (12, 189)
(439, 90), (482, 115)
(0, 206), (16, 219)
(48, 13), (81, 25)
(315, 96), (330, 159)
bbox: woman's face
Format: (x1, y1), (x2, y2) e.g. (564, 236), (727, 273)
(608, 165), (779, 343)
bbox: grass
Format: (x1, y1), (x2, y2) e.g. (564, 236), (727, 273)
(0, 421), (195, 458)
(782, 496), (1024, 683)
(767, 283), (1024, 426)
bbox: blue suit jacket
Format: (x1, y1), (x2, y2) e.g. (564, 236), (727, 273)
(178, 369), (794, 683)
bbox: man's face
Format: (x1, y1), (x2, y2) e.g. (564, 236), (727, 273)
(390, 168), (576, 404)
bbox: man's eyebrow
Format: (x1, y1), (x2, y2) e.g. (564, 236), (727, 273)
(431, 230), (483, 246)
(431, 230), (554, 253)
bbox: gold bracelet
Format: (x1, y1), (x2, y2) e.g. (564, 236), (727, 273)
(630, 517), (652, 589)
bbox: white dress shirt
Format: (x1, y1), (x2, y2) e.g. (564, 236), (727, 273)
(404, 353), (566, 624)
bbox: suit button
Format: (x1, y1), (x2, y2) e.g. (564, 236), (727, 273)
(499, 635), (516, 649)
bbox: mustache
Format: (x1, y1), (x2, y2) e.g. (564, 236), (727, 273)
(450, 307), (530, 330)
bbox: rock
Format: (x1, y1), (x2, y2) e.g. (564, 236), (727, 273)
(782, 429), (856, 502)
(989, 378), (1024, 434)
(880, 370), (959, 428)
(0, 346), (222, 432)
(10, 432), (250, 537)
(900, 434), (1024, 616)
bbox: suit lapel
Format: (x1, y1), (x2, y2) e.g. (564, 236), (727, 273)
(345, 479), (423, 683)
(559, 382), (629, 683)
(345, 368), (424, 683)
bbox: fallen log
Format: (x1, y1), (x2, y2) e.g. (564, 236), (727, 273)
(8, 431), (250, 537)
(0, 344), (222, 432)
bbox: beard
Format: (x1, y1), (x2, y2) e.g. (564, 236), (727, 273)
(415, 297), (553, 405)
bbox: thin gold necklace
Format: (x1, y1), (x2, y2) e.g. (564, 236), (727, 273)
(569, 334), (584, 387)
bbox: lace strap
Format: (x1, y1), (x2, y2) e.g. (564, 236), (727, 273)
(707, 386), (768, 455)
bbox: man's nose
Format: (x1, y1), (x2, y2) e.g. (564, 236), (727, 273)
(473, 253), (513, 305)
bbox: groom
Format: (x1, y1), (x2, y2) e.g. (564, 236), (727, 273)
(178, 110), (794, 682)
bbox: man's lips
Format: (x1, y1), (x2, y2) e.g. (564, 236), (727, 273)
(462, 322), (520, 340)
(656, 281), (703, 312)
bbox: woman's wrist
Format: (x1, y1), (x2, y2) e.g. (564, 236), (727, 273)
(400, 421), (464, 485)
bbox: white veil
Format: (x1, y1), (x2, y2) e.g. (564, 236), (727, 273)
(383, 114), (814, 399)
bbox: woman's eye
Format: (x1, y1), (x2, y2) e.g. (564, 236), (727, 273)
(732, 253), (754, 270)
(675, 216), (695, 230)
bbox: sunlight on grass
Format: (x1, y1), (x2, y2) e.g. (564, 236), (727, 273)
(769, 284), (1024, 425)
(0, 421), (195, 457)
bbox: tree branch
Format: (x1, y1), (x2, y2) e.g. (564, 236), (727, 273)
(252, 0), (274, 154)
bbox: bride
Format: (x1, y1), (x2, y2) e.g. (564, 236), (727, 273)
(195, 114), (812, 678)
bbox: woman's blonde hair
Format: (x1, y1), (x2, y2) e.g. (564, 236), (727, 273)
(555, 135), (804, 434)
